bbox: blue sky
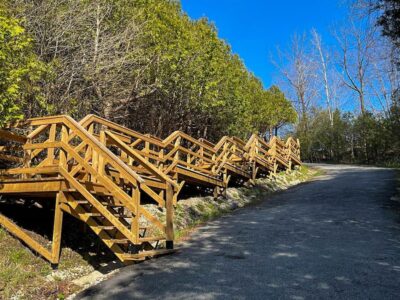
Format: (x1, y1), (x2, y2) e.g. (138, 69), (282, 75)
(181, 0), (347, 88)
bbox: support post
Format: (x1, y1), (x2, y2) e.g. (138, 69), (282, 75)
(166, 183), (174, 249)
(51, 192), (65, 266)
(131, 186), (140, 244)
(213, 186), (220, 198)
(252, 161), (257, 181)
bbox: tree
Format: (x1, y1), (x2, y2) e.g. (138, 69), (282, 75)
(274, 33), (317, 123)
(7, 0), (298, 142)
(335, 17), (377, 115)
(311, 29), (334, 125)
(0, 9), (48, 125)
(376, 0), (400, 108)
(267, 86), (297, 136)
(378, 0), (400, 49)
(12, 0), (143, 118)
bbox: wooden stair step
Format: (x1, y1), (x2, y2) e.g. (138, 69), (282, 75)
(97, 225), (116, 230)
(104, 238), (129, 244)
(91, 211), (127, 218)
(103, 203), (125, 207)
(139, 236), (166, 242)
(84, 212), (102, 217)
(75, 200), (89, 204)
(73, 200), (125, 207)
(121, 248), (176, 261)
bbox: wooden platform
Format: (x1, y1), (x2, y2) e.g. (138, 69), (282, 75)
(0, 114), (301, 265)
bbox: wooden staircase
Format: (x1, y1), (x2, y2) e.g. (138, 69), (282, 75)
(0, 115), (176, 264)
(0, 114), (301, 266)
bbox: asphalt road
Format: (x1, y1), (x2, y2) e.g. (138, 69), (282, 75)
(77, 164), (400, 300)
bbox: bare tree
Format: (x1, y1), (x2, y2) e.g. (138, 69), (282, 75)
(335, 15), (377, 115)
(311, 29), (334, 125)
(273, 33), (318, 123)
(370, 39), (400, 114)
(346, 0), (400, 113)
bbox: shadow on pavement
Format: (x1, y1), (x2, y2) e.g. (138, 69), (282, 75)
(78, 166), (400, 300)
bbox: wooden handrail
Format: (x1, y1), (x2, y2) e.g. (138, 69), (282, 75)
(105, 130), (179, 189)
(28, 115), (145, 185)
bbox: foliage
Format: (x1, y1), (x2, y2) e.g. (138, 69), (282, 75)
(295, 106), (400, 165)
(250, 85), (297, 136)
(5, 0), (296, 141)
(378, 0), (400, 49)
(0, 10), (50, 125)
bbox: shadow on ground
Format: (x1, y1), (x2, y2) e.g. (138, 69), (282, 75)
(77, 165), (400, 299)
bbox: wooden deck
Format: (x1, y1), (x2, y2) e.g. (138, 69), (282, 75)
(0, 114), (301, 265)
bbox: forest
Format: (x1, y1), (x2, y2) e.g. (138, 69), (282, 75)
(0, 0), (296, 142)
(0, 0), (399, 165)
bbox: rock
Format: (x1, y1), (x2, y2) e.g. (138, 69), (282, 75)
(228, 202), (239, 210)
(290, 179), (301, 185)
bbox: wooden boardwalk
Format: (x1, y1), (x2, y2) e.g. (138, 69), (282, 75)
(0, 115), (301, 265)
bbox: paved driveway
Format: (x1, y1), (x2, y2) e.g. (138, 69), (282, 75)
(77, 164), (400, 299)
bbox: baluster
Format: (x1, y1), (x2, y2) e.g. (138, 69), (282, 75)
(48, 124), (57, 165)
(99, 130), (106, 176)
(59, 125), (68, 171)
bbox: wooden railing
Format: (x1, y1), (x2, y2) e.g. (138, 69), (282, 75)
(286, 137), (301, 167)
(0, 114), (301, 265)
(0, 115), (175, 263)
(80, 115), (225, 194)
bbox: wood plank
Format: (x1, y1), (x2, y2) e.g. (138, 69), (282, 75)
(51, 192), (64, 264)
(122, 249), (176, 260)
(0, 153), (23, 163)
(0, 213), (53, 262)
(0, 129), (27, 143)
(0, 180), (62, 194)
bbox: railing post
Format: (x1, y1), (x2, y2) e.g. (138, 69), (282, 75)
(158, 147), (164, 169)
(85, 123), (94, 181)
(287, 141), (292, 171)
(59, 125), (68, 170)
(23, 136), (32, 179)
(145, 140), (150, 162)
(99, 130), (106, 176)
(297, 139), (301, 162)
(173, 137), (181, 163)
(48, 124), (57, 165)
(199, 146), (204, 165)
